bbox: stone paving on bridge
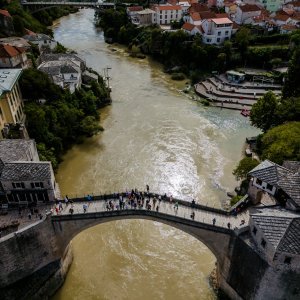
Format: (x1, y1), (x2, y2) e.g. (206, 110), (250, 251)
(57, 197), (249, 230)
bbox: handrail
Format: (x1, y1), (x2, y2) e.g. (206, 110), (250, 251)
(63, 192), (231, 215)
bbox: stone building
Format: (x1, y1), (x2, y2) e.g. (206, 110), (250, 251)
(0, 139), (60, 206)
(0, 44), (29, 69)
(248, 159), (300, 211)
(0, 69), (25, 138)
(0, 9), (14, 36)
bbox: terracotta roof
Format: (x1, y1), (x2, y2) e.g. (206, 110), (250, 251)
(215, 13), (229, 18)
(182, 22), (196, 31)
(0, 44), (23, 58)
(189, 3), (209, 13)
(274, 13), (290, 21)
(199, 11), (216, 19)
(127, 6), (143, 12)
(157, 5), (182, 10)
(191, 12), (201, 21)
(25, 28), (36, 36)
(239, 4), (261, 13)
(281, 24), (298, 30)
(289, 1), (300, 7)
(0, 9), (11, 18)
(167, 0), (178, 5)
(232, 21), (240, 29)
(212, 17), (233, 24)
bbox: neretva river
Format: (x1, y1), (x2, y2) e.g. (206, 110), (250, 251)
(52, 9), (259, 300)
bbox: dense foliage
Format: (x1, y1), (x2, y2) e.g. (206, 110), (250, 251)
(20, 69), (110, 169)
(259, 122), (300, 164)
(96, 8), (300, 82)
(0, 0), (77, 37)
(232, 157), (259, 181)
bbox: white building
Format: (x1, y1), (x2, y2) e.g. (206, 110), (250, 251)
(153, 5), (183, 25)
(201, 17), (233, 45)
(38, 55), (84, 94)
(179, 0), (191, 14)
(235, 4), (262, 24)
(23, 33), (57, 52)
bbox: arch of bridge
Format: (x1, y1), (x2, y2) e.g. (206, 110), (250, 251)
(51, 199), (238, 264)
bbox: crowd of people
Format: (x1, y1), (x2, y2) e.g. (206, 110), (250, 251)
(48, 186), (246, 229)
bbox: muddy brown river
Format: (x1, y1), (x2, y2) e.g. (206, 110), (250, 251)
(51, 9), (259, 300)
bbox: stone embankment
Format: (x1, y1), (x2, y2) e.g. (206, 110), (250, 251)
(195, 74), (282, 110)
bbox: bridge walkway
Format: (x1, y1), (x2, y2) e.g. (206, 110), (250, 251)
(55, 196), (249, 230)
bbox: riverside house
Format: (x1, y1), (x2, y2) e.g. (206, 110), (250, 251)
(0, 44), (29, 69)
(0, 68), (25, 138)
(248, 160), (300, 211)
(0, 139), (60, 206)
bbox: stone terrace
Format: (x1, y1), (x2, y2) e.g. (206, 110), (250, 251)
(195, 74), (282, 110)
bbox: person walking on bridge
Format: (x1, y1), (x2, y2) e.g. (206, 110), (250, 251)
(146, 184), (149, 193)
(213, 218), (216, 226)
(190, 211), (195, 220)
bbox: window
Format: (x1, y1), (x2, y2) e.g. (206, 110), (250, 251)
(256, 178), (262, 185)
(261, 239), (266, 248)
(284, 256), (291, 264)
(217, 38), (221, 43)
(206, 38), (211, 43)
(30, 182), (44, 189)
(253, 227), (257, 235)
(12, 182), (25, 189)
(217, 31), (221, 36)
(267, 183), (273, 191)
(225, 31), (229, 35)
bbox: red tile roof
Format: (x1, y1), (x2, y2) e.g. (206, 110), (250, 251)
(128, 6), (143, 12)
(0, 9), (11, 18)
(157, 5), (182, 10)
(199, 11), (216, 19)
(0, 44), (24, 58)
(189, 3), (209, 13)
(191, 12), (201, 21)
(239, 4), (261, 13)
(274, 13), (290, 21)
(281, 24), (297, 30)
(167, 0), (178, 5)
(182, 22), (196, 31)
(215, 13), (229, 18)
(212, 17), (233, 24)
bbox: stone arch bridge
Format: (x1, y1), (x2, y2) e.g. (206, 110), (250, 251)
(21, 0), (126, 13)
(0, 193), (252, 300)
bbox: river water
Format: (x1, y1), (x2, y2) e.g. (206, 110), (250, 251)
(52, 9), (259, 300)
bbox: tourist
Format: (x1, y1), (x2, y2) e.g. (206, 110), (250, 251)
(28, 212), (32, 220)
(153, 197), (157, 208)
(59, 202), (63, 211)
(174, 201), (179, 211)
(190, 211), (195, 220)
(191, 199), (195, 208)
(156, 205), (159, 212)
(240, 219), (245, 226)
(83, 204), (88, 213)
(169, 194), (173, 203)
(213, 218), (216, 226)
(227, 222), (231, 229)
(146, 184), (149, 193)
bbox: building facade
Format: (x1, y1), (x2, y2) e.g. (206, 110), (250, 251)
(153, 5), (183, 25)
(202, 17), (233, 44)
(0, 139), (60, 206)
(0, 44), (29, 69)
(0, 69), (25, 138)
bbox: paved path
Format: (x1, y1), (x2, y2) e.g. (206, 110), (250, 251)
(56, 197), (249, 230)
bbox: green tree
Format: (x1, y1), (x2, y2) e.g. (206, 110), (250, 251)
(235, 27), (251, 59)
(232, 157), (260, 180)
(37, 143), (58, 169)
(260, 122), (300, 164)
(250, 91), (279, 132)
(80, 116), (103, 136)
(282, 47), (300, 98)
